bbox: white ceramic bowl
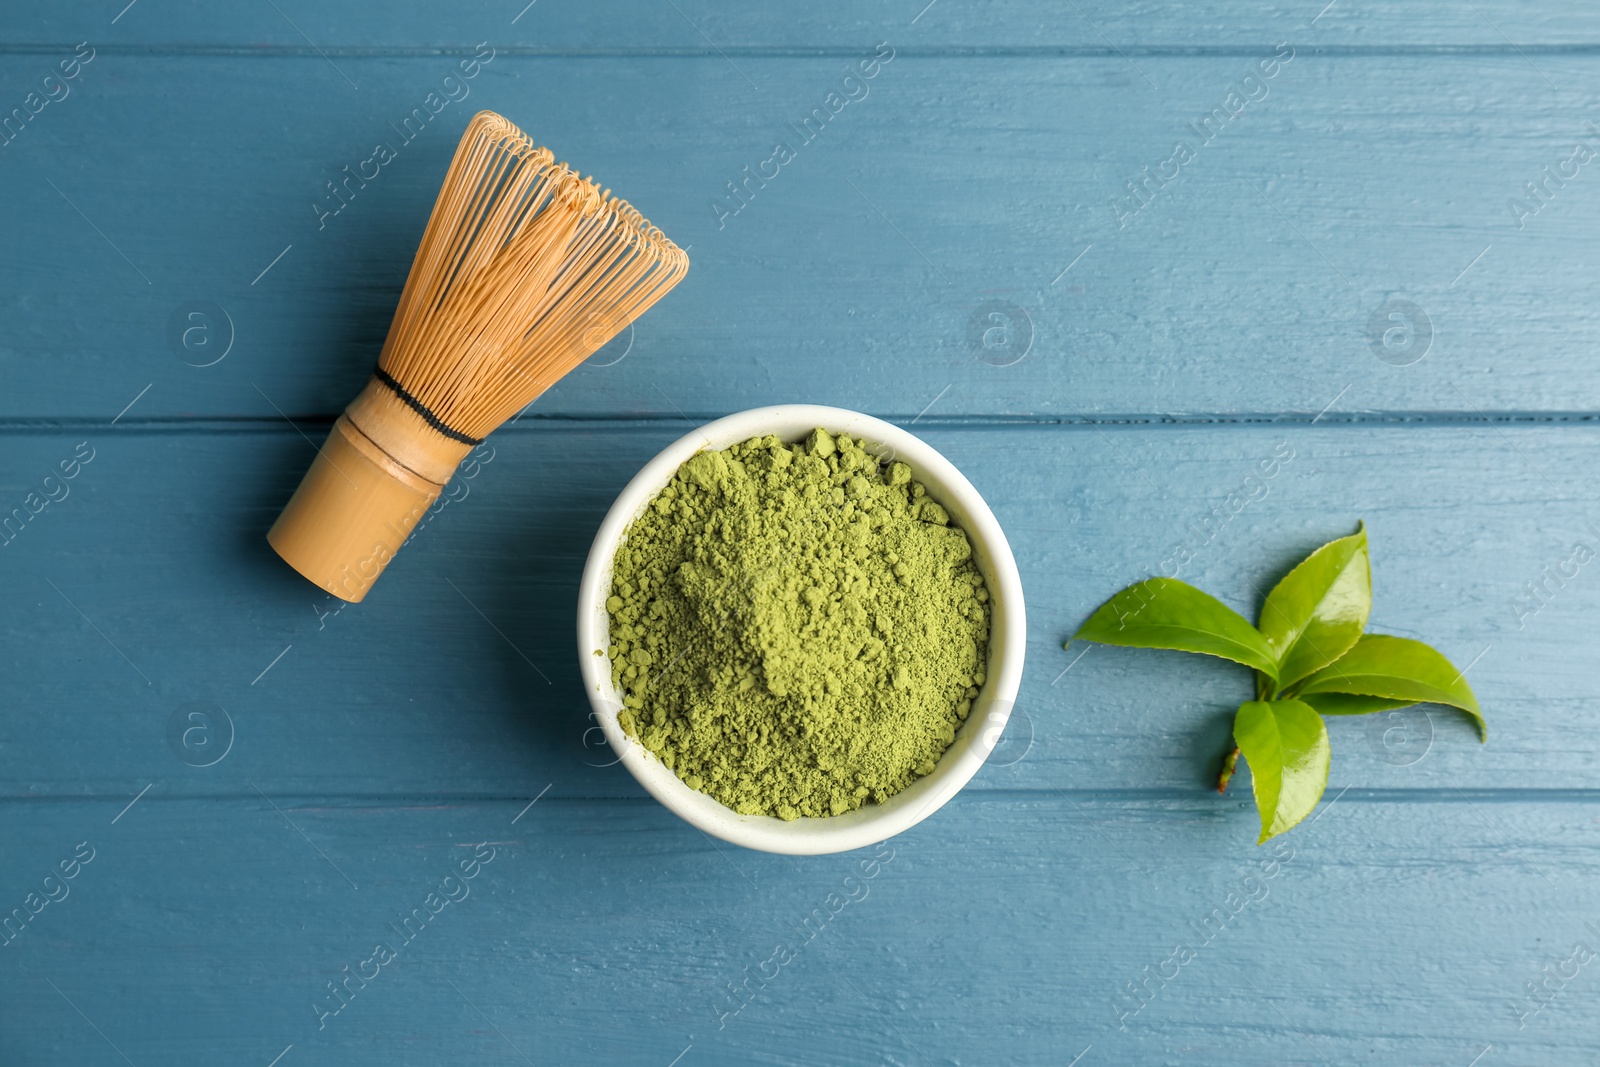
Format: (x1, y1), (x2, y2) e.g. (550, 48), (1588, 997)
(576, 405), (1026, 855)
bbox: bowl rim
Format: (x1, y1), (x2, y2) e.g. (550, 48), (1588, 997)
(575, 404), (1027, 855)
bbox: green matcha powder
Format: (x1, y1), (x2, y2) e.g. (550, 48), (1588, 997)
(604, 429), (991, 820)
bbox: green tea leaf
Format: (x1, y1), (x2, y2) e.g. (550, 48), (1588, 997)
(1073, 578), (1277, 679)
(1259, 523), (1371, 691)
(1233, 699), (1331, 844)
(1294, 634), (1486, 740)
(1299, 693), (1413, 716)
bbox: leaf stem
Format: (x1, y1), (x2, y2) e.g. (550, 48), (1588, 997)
(1217, 746), (1240, 793)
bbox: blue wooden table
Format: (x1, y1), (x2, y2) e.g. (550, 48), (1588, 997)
(4, 3), (1598, 1064)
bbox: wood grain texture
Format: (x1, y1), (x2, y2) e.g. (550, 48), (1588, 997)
(4, 0), (1600, 49)
(2, 52), (1599, 419)
(0, 795), (1590, 1066)
(3, 2), (1598, 1064)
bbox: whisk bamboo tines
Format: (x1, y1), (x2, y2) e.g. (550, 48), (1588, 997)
(268, 110), (689, 602)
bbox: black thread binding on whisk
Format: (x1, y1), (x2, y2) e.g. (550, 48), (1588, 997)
(373, 367), (485, 446)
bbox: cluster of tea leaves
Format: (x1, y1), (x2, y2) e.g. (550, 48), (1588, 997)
(1069, 524), (1485, 843)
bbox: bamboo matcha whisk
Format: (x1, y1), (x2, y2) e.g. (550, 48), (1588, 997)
(268, 110), (689, 602)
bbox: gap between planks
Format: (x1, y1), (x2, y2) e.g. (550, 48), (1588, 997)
(4, 411), (1600, 436)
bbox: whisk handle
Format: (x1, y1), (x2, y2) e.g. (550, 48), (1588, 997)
(268, 374), (480, 601)
(265, 414), (441, 602)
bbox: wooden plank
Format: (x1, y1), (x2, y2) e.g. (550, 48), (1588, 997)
(2, 53), (1599, 420)
(0, 422), (1589, 797)
(3, 1), (1600, 49)
(0, 792), (1591, 1065)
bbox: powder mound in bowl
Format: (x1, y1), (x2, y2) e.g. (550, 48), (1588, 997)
(606, 429), (991, 821)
